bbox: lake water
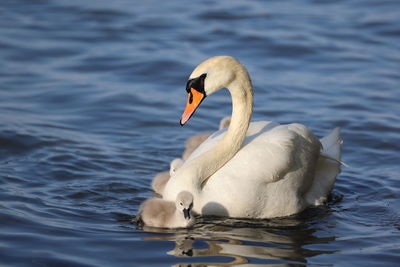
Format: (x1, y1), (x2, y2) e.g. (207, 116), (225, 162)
(1, 0), (399, 266)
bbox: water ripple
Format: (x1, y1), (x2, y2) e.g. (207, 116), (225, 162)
(0, 0), (399, 266)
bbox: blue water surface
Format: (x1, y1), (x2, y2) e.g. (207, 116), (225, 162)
(1, 0), (399, 266)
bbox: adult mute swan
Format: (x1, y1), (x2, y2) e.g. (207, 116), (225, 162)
(163, 56), (342, 219)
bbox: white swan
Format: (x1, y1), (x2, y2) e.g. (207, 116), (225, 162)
(163, 56), (342, 219)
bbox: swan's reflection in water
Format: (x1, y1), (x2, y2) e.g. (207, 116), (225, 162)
(141, 207), (338, 266)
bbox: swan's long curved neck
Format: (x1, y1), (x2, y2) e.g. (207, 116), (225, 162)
(187, 72), (253, 189)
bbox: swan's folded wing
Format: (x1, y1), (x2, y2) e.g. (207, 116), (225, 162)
(250, 124), (300, 183)
(209, 123), (308, 185)
(186, 122), (319, 189)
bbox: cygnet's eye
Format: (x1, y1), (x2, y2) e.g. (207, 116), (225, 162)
(180, 202), (183, 206)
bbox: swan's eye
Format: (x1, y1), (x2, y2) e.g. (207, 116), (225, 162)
(180, 202), (183, 206)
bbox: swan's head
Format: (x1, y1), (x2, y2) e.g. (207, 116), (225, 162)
(180, 56), (245, 125)
(175, 191), (194, 220)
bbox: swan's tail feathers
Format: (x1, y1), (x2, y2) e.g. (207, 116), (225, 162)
(305, 127), (343, 206)
(319, 127), (342, 160)
(320, 153), (349, 167)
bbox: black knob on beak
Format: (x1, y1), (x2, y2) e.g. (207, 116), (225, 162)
(183, 208), (190, 220)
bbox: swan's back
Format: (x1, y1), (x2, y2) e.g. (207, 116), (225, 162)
(182, 121), (323, 218)
(186, 121), (278, 163)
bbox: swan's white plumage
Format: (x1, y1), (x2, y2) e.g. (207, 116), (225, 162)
(177, 121), (323, 218)
(163, 56), (342, 218)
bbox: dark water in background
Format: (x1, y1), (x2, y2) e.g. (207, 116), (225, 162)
(1, 0), (399, 265)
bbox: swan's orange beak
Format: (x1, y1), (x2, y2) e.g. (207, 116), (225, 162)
(180, 88), (206, 126)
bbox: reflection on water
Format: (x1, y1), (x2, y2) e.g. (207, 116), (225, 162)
(140, 206), (338, 265)
(1, 0), (400, 265)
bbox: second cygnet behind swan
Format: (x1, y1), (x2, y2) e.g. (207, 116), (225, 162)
(151, 158), (184, 195)
(182, 116), (230, 160)
(137, 191), (195, 228)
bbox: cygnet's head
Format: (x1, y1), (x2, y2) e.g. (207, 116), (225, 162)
(169, 158), (184, 176)
(175, 191), (194, 220)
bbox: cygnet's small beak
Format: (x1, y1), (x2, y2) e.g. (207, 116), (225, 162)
(183, 208), (191, 220)
(180, 88), (206, 126)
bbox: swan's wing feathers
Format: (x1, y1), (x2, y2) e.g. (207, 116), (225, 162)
(188, 122), (320, 188)
(259, 125), (300, 182)
(219, 124), (300, 185)
(320, 127), (341, 149)
(319, 127), (342, 160)
(265, 125), (298, 149)
(256, 123), (321, 185)
(305, 127), (343, 205)
(205, 123), (320, 206)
